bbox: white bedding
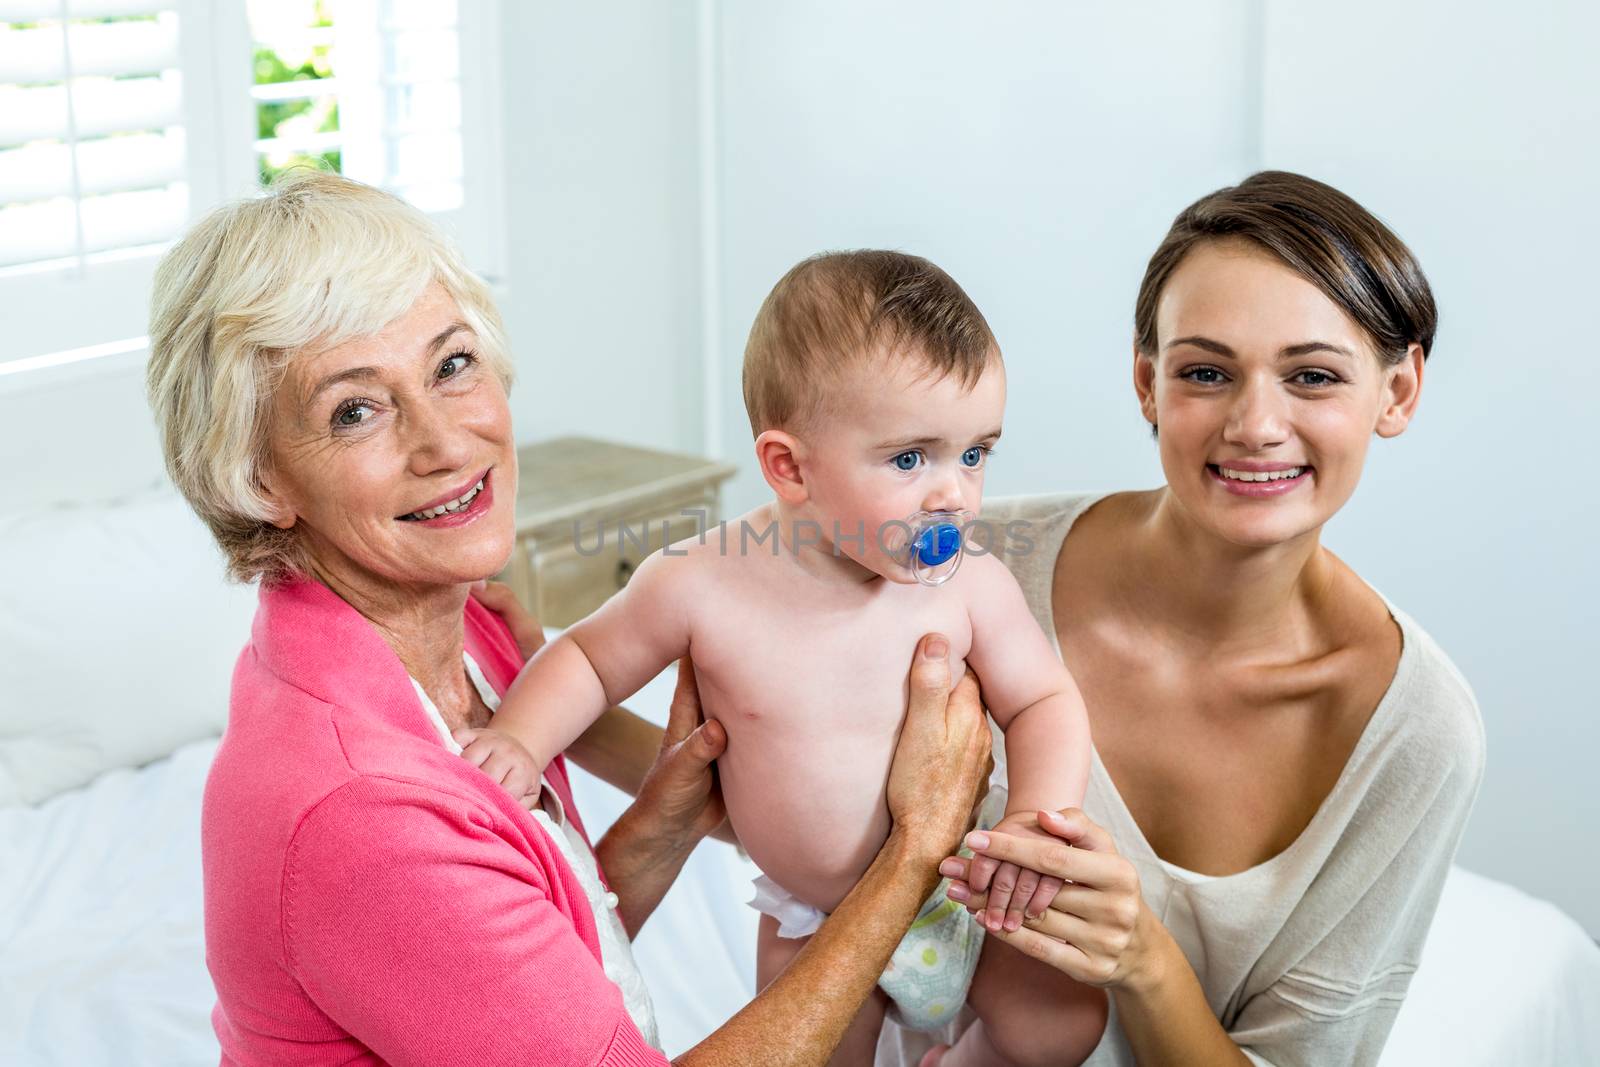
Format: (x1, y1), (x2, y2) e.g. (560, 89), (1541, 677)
(2, 662), (1596, 1064)
(0, 739), (221, 1065)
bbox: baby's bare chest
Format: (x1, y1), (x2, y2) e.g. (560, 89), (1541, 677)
(688, 579), (973, 739)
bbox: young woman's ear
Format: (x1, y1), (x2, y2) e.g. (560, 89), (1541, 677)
(1132, 342), (1159, 433)
(1375, 343), (1425, 439)
(754, 429), (809, 505)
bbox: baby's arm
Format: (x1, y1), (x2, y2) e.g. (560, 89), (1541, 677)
(487, 547), (697, 775)
(963, 552), (1091, 814)
(962, 551), (1093, 927)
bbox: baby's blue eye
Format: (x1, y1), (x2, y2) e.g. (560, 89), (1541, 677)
(961, 446), (987, 468)
(893, 451), (922, 471)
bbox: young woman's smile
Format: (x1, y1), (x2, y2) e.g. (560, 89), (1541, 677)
(1205, 460), (1313, 497)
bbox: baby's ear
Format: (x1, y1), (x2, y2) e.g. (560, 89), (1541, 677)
(754, 429), (808, 503)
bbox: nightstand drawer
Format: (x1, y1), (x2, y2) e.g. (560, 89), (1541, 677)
(500, 437), (738, 628)
(515, 501), (713, 627)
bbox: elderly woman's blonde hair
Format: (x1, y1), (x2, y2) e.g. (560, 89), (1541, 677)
(147, 169), (512, 586)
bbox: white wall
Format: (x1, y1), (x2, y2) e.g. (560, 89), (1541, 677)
(496, 1), (706, 457)
(1258, 0), (1600, 933)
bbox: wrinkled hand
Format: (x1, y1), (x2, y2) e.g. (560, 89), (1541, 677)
(630, 656), (728, 847)
(453, 726), (542, 810)
(941, 808), (1149, 989)
(966, 811), (1068, 932)
(471, 579), (547, 661)
(885, 634), (994, 860)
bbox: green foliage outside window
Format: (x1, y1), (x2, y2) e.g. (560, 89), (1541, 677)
(253, 0), (340, 185)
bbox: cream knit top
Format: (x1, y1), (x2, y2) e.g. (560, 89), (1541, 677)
(884, 491), (1486, 1067)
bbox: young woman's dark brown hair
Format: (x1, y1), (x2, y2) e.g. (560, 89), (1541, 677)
(1135, 170), (1437, 366)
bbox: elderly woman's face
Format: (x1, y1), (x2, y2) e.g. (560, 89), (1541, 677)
(262, 283), (517, 592)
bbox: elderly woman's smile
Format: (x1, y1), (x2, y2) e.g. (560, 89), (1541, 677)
(397, 469), (489, 522)
(260, 281), (518, 595)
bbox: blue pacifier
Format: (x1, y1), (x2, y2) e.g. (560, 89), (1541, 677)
(900, 509), (970, 586)
(916, 522), (962, 567)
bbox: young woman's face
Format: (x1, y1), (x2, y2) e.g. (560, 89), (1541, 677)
(1136, 239), (1423, 550)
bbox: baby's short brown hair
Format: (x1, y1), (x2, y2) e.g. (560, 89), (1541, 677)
(742, 250), (997, 437)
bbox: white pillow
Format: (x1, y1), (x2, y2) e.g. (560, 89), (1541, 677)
(0, 489), (258, 807)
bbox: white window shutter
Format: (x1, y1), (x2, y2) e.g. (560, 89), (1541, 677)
(0, 0), (249, 372)
(326, 0), (503, 282)
(0, 8), (189, 273)
(2, 0), (502, 377)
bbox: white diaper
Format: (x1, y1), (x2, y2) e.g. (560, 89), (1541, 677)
(747, 786), (1009, 1031)
(749, 873), (830, 939)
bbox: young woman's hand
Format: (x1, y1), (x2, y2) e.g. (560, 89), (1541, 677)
(968, 810), (1068, 933)
(941, 807), (1157, 991)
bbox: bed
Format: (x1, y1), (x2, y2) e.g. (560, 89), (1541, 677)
(2, 491), (1597, 1064)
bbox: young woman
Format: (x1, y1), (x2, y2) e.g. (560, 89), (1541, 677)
(905, 171), (1485, 1066)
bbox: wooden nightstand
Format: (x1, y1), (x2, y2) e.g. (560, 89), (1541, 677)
(500, 436), (740, 627)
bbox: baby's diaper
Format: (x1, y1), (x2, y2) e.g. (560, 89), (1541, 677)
(747, 785), (1008, 1031)
(748, 873), (829, 939)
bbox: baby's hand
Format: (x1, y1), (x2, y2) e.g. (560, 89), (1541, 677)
(969, 811), (1067, 933)
(452, 727), (541, 810)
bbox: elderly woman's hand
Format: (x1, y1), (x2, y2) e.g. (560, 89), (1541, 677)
(632, 656), (729, 846)
(940, 807), (1158, 991)
(471, 579), (547, 660)
(594, 657), (727, 937)
(886, 634), (994, 861)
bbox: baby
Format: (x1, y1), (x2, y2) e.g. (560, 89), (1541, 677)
(473, 251), (1105, 1065)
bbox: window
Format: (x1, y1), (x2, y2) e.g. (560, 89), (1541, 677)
(2, 0), (503, 381)
(0, 4), (188, 270)
(249, 1), (341, 184)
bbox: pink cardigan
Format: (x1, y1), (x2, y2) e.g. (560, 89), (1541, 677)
(202, 576), (667, 1066)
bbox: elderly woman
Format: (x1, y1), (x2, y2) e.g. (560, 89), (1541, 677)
(885, 172), (1487, 1066)
(147, 171), (992, 1065)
